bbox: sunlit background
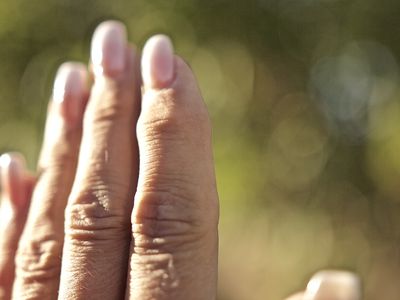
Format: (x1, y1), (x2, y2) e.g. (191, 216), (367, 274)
(1, 0), (400, 299)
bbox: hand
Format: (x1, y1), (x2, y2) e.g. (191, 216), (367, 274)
(0, 20), (218, 300)
(0, 20), (362, 300)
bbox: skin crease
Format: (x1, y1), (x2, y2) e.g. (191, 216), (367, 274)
(0, 21), (361, 300)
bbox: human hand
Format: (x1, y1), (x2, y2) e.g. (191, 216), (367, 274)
(0, 20), (218, 300)
(0, 20), (363, 300)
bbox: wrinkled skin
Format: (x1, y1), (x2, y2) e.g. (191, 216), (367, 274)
(0, 21), (360, 300)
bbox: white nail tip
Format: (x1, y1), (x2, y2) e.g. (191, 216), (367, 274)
(90, 21), (127, 76)
(53, 63), (86, 104)
(142, 34), (174, 89)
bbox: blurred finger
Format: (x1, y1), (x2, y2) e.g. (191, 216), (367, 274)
(285, 292), (304, 300)
(304, 271), (361, 300)
(285, 293), (305, 300)
(0, 154), (32, 300)
(12, 63), (88, 299)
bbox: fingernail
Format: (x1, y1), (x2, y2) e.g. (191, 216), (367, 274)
(142, 34), (174, 89)
(53, 63), (87, 124)
(91, 21), (127, 77)
(0, 153), (25, 209)
(305, 271), (361, 300)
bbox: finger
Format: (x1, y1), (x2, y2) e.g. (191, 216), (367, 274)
(12, 63), (88, 299)
(127, 35), (219, 299)
(285, 292), (305, 300)
(59, 21), (140, 299)
(304, 271), (361, 300)
(0, 154), (31, 300)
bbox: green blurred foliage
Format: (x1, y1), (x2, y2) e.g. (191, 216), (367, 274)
(1, 0), (400, 299)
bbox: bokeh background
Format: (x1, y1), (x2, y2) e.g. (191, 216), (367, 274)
(0, 0), (400, 298)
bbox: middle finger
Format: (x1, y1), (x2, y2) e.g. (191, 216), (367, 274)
(59, 21), (140, 300)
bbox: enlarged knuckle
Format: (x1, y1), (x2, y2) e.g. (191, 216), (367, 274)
(15, 236), (62, 283)
(132, 191), (209, 253)
(138, 110), (182, 141)
(65, 192), (129, 242)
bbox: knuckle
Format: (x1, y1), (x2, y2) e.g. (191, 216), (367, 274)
(138, 110), (182, 141)
(89, 103), (128, 125)
(65, 192), (129, 242)
(15, 236), (62, 283)
(88, 80), (132, 123)
(132, 220), (201, 255)
(132, 191), (211, 253)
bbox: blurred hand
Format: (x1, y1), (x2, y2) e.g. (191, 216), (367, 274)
(0, 20), (361, 300)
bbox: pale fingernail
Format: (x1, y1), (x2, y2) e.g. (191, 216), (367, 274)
(91, 20), (127, 77)
(53, 63), (87, 124)
(0, 153), (25, 209)
(305, 271), (361, 300)
(142, 34), (174, 89)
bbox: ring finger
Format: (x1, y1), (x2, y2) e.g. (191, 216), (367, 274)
(12, 63), (88, 299)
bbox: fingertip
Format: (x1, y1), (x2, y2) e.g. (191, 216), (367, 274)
(173, 55), (200, 89)
(91, 20), (127, 77)
(0, 153), (28, 210)
(54, 62), (88, 100)
(142, 34), (175, 89)
(306, 270), (361, 300)
(53, 62), (89, 125)
(0, 152), (26, 179)
(285, 292), (305, 300)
